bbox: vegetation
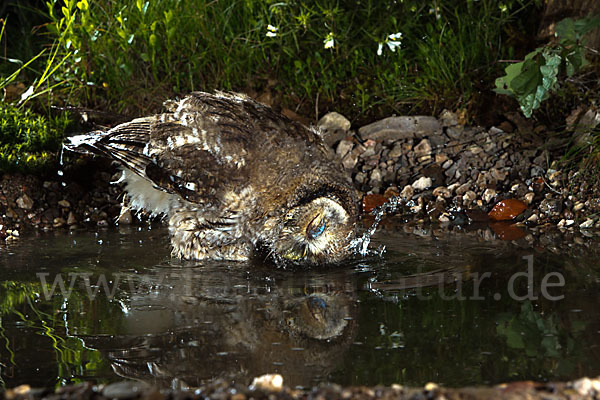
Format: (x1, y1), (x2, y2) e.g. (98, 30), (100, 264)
(0, 102), (70, 172)
(30, 0), (536, 117)
(495, 15), (600, 117)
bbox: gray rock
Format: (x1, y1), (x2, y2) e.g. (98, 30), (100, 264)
(336, 139), (354, 159)
(358, 116), (442, 141)
(539, 198), (562, 216)
(439, 110), (458, 127)
(369, 168), (382, 184)
(342, 152), (358, 169)
(446, 126), (464, 139)
(16, 194), (33, 210)
(388, 143), (404, 159)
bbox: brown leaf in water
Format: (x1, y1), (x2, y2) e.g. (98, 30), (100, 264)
(489, 222), (526, 241)
(488, 199), (527, 221)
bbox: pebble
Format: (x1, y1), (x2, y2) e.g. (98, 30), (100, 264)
(400, 185), (414, 199)
(483, 188), (497, 203)
(102, 381), (151, 399)
(58, 200), (71, 208)
(412, 177), (432, 191)
(16, 194), (34, 210)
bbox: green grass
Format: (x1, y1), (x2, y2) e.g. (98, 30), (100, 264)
(35, 0), (537, 120)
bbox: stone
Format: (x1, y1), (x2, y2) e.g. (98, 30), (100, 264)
(462, 190), (477, 204)
(441, 159), (453, 170)
(388, 143), (404, 159)
(573, 202), (584, 212)
(67, 211), (77, 225)
(53, 217), (66, 228)
(483, 188), (497, 203)
(432, 186), (451, 198)
(414, 139), (432, 161)
(580, 219), (594, 229)
(400, 184), (414, 199)
(251, 374), (283, 392)
(527, 213), (539, 223)
(318, 112), (351, 147)
(358, 116), (442, 141)
(439, 110), (458, 127)
(341, 152), (358, 169)
(412, 176), (432, 191)
(369, 168), (382, 184)
(446, 125), (464, 139)
(539, 198), (562, 216)
(118, 206), (132, 225)
(58, 200), (71, 208)
(524, 192), (535, 204)
(102, 381), (151, 399)
(336, 139), (354, 159)
(455, 183), (471, 195)
(16, 194), (33, 210)
(435, 153), (448, 164)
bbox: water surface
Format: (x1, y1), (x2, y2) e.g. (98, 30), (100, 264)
(1, 222), (599, 389)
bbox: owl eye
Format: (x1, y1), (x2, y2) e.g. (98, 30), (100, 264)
(307, 216), (326, 239)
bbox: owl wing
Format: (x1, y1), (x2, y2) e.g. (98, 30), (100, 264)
(65, 114), (248, 206)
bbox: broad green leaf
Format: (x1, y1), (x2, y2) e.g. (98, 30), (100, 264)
(555, 18), (576, 41)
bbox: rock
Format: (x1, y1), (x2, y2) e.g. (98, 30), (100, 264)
(251, 374), (283, 392)
(388, 143), (404, 159)
(441, 159), (453, 170)
(412, 177), (432, 191)
(455, 183), (471, 196)
(358, 116), (442, 141)
(498, 121), (514, 133)
(16, 194), (34, 210)
(580, 219), (594, 229)
(462, 190), (477, 204)
(439, 110), (458, 127)
(523, 192), (535, 205)
(53, 217), (66, 228)
(527, 213), (539, 223)
(483, 188), (497, 203)
(102, 381), (152, 399)
(414, 139), (432, 161)
(400, 184), (414, 199)
(67, 211), (77, 225)
(435, 153), (448, 164)
(539, 198), (562, 216)
(446, 125), (464, 139)
(341, 152), (358, 169)
(336, 139), (354, 159)
(432, 186), (451, 198)
(573, 202), (584, 212)
(58, 200), (71, 208)
(369, 168), (382, 184)
(318, 112), (351, 147)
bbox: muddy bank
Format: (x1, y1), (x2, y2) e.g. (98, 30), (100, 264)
(4, 375), (600, 400)
(1, 109), (599, 241)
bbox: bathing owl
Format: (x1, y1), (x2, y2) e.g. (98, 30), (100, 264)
(64, 92), (360, 264)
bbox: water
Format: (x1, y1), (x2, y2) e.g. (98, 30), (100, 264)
(1, 222), (600, 390)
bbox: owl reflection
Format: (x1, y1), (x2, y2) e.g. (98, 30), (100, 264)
(65, 92), (360, 264)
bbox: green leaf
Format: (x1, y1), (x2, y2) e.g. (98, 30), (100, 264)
(555, 18), (576, 42)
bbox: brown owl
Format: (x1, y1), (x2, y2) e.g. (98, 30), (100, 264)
(64, 92), (360, 264)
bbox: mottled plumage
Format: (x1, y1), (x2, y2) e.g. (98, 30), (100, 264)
(64, 92), (360, 264)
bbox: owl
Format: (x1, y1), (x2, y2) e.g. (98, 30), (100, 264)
(64, 92), (360, 264)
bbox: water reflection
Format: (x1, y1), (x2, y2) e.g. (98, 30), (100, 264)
(76, 263), (359, 388)
(1, 223), (600, 389)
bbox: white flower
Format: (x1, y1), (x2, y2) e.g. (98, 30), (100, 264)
(324, 32), (335, 49)
(377, 32), (402, 55)
(266, 24), (278, 37)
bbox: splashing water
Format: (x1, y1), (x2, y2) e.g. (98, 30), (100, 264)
(350, 196), (404, 257)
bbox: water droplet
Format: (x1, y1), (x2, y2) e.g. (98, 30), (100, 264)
(57, 170), (64, 176)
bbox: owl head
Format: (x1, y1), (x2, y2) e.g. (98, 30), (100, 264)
(271, 194), (358, 265)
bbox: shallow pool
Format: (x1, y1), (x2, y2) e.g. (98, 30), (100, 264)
(1, 222), (599, 389)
